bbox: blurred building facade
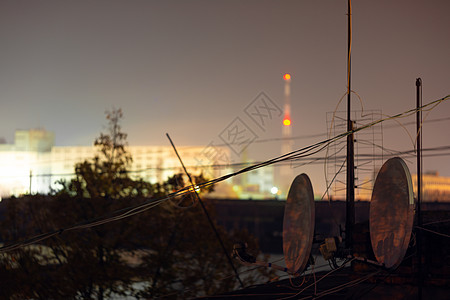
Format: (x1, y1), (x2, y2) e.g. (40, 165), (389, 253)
(0, 129), (234, 197)
(412, 172), (450, 202)
(230, 163), (276, 199)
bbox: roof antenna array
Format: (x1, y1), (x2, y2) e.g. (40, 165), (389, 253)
(234, 158), (415, 276)
(318, 157), (415, 269)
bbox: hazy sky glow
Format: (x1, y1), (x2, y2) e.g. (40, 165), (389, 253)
(0, 0), (449, 193)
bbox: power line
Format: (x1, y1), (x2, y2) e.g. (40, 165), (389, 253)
(1, 94), (449, 252)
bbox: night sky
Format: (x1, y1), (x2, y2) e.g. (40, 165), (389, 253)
(0, 0), (449, 192)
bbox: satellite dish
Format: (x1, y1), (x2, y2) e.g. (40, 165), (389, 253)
(370, 157), (414, 268)
(283, 174), (315, 275)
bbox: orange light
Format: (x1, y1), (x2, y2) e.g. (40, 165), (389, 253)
(283, 119), (291, 126)
(283, 73), (291, 81)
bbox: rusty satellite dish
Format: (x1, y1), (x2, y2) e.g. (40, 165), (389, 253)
(283, 174), (315, 275)
(369, 157), (414, 269)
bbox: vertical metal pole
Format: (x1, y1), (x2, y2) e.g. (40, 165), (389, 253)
(345, 0), (355, 250)
(29, 170), (32, 194)
(416, 78), (423, 300)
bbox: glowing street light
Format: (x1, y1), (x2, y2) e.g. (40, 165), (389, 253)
(271, 186), (279, 195)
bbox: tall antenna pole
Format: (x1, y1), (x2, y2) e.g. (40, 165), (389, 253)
(345, 0), (355, 250)
(416, 78), (423, 300)
(29, 170), (32, 194)
(280, 73), (294, 196)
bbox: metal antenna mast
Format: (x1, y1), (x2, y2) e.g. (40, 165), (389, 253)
(345, 0), (355, 250)
(416, 78), (423, 300)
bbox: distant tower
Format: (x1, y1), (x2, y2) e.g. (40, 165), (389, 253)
(279, 73), (294, 196)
